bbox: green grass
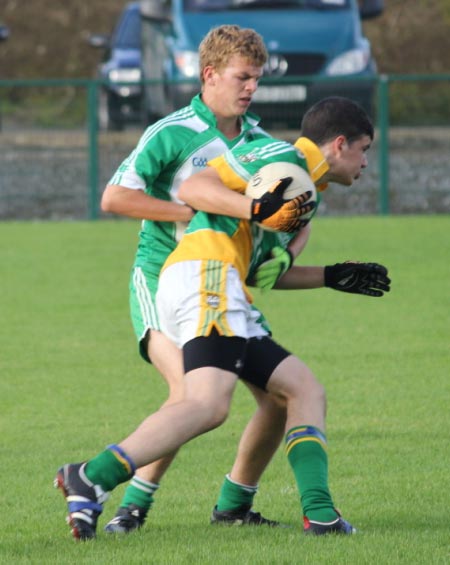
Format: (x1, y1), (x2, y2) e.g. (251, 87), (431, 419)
(1, 216), (449, 564)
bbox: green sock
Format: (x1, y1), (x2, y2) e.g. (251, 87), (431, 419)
(216, 474), (258, 511)
(121, 476), (160, 511)
(285, 426), (338, 523)
(85, 444), (135, 492)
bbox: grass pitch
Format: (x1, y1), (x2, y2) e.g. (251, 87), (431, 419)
(1, 216), (449, 564)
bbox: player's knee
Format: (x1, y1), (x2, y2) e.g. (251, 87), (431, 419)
(309, 378), (326, 410)
(268, 359), (326, 406)
(190, 397), (230, 431)
(297, 368), (326, 405)
(209, 395), (232, 427)
(209, 407), (230, 429)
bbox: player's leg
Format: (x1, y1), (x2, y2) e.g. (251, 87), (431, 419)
(106, 264), (188, 533)
(211, 386), (286, 526)
(107, 266), (282, 533)
(212, 318), (289, 526)
(55, 363), (239, 540)
(55, 260), (249, 540)
(119, 365), (238, 463)
(105, 329), (184, 533)
(266, 353), (356, 535)
(224, 383), (286, 482)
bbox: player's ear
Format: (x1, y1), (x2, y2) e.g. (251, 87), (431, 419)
(336, 135), (347, 150)
(203, 65), (216, 86)
(332, 135), (348, 158)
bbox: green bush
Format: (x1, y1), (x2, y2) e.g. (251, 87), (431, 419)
(388, 80), (450, 126)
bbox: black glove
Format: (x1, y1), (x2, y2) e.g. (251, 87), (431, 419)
(324, 262), (391, 297)
(250, 177), (316, 233)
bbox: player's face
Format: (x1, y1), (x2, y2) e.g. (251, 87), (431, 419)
(203, 54), (264, 117)
(331, 135), (371, 186)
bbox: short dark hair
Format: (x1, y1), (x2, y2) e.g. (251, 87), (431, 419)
(301, 97), (374, 145)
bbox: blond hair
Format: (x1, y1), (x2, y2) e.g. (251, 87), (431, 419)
(199, 25), (267, 83)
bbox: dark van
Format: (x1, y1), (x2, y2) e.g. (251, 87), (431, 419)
(140, 0), (383, 125)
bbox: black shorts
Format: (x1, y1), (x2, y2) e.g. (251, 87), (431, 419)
(183, 333), (291, 391)
(240, 336), (291, 391)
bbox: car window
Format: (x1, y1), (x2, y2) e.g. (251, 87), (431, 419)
(112, 8), (141, 49)
(183, 0), (349, 10)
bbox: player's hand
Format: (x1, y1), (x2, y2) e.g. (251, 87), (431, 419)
(250, 177), (316, 233)
(324, 261), (391, 297)
(254, 246), (294, 290)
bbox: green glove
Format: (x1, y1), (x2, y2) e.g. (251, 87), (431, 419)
(254, 246), (294, 290)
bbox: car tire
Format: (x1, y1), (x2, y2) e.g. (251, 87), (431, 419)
(98, 89), (124, 131)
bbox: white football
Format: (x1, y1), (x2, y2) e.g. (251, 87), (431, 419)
(245, 161), (317, 231)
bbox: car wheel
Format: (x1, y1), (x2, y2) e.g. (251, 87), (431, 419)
(98, 89), (124, 131)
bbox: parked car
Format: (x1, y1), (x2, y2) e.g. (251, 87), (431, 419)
(88, 2), (142, 130)
(0, 24), (10, 41)
(140, 0), (384, 126)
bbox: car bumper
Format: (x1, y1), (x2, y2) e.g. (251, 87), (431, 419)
(251, 78), (376, 126)
(159, 77), (377, 127)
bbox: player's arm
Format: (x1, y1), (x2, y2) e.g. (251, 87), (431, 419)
(274, 261), (391, 297)
(178, 167), (253, 219)
(101, 126), (195, 222)
(179, 167), (314, 232)
(287, 223), (311, 259)
(101, 184), (194, 222)
(273, 265), (324, 289)
(254, 259), (324, 291)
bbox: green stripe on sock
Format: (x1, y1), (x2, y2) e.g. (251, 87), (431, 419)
(121, 477), (159, 511)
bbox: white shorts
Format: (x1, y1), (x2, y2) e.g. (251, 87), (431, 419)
(157, 260), (269, 349)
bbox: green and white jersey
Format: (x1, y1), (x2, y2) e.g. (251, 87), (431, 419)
(109, 94), (271, 278)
